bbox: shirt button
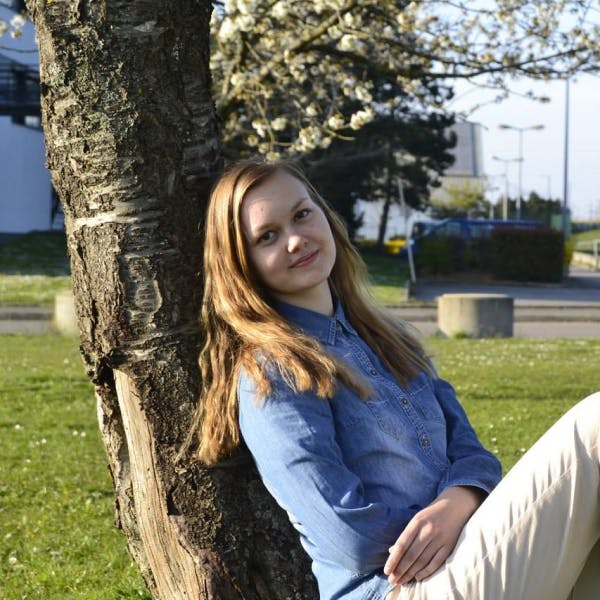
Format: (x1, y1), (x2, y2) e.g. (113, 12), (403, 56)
(369, 368), (377, 376)
(421, 436), (430, 448)
(401, 397), (409, 406)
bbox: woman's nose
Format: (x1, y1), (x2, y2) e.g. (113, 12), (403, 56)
(287, 231), (306, 253)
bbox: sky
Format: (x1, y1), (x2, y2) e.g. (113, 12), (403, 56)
(449, 74), (600, 221)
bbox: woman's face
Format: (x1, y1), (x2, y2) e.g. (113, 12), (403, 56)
(240, 169), (337, 314)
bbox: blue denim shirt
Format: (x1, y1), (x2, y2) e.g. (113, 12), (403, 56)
(238, 300), (502, 600)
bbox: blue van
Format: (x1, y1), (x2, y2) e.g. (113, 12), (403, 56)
(400, 218), (546, 258)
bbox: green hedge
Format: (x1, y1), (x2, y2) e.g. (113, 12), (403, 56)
(491, 228), (564, 282)
(416, 236), (493, 275)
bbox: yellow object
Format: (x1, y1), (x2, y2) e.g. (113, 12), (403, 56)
(384, 239), (407, 255)
(564, 240), (575, 267)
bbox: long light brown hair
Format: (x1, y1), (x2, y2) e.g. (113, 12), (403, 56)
(185, 159), (432, 465)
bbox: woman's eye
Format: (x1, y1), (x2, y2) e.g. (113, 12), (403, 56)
(295, 208), (311, 220)
(258, 231), (275, 243)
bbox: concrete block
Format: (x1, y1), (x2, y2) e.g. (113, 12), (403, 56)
(438, 293), (514, 338)
(53, 290), (79, 335)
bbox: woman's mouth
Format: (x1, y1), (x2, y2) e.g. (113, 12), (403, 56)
(291, 250), (319, 268)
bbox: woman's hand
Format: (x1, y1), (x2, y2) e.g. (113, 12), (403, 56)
(384, 486), (485, 586)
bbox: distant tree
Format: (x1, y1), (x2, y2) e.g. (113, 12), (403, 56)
(503, 192), (563, 224)
(302, 84), (456, 241)
(430, 181), (491, 220)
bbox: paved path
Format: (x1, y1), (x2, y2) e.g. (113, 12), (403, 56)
(410, 267), (600, 307)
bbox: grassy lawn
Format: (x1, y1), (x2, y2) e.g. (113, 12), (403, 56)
(0, 232), (71, 306)
(2, 334), (598, 597)
(572, 228), (600, 244)
(572, 228), (600, 254)
(361, 249), (410, 305)
(0, 233), (411, 307)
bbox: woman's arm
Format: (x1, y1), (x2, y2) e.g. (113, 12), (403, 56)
(238, 370), (418, 573)
(383, 372), (501, 586)
(433, 375), (502, 496)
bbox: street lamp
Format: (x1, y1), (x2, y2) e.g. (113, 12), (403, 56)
(492, 155), (522, 220)
(498, 123), (545, 220)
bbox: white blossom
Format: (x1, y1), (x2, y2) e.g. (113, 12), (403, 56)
(327, 114), (345, 130)
(350, 107), (374, 130)
(271, 117), (288, 131)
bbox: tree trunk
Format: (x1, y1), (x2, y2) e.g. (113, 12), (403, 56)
(27, 1), (316, 597)
(376, 153), (393, 251)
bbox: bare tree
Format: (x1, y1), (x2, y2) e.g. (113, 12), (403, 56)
(26, 1), (316, 597)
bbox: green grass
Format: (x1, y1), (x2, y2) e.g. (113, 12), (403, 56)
(1, 334), (597, 597)
(0, 234), (410, 307)
(427, 337), (598, 470)
(572, 228), (600, 254)
(0, 232), (72, 306)
(361, 250), (410, 305)
(572, 228), (600, 244)
(0, 335), (149, 599)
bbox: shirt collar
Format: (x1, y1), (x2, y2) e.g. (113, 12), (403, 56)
(272, 297), (357, 345)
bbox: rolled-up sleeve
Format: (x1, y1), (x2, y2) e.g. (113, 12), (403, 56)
(238, 370), (417, 573)
(432, 375), (503, 496)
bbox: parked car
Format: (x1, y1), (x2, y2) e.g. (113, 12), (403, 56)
(400, 218), (547, 258)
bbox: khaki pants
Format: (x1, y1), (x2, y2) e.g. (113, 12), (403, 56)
(385, 392), (600, 600)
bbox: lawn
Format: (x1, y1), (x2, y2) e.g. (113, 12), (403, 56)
(1, 334), (598, 597)
(0, 232), (71, 306)
(572, 228), (600, 255)
(572, 228), (600, 244)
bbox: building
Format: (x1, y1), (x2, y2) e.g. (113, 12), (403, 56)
(429, 121), (486, 205)
(0, 0), (58, 236)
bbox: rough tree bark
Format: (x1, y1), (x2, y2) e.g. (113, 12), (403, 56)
(26, 1), (317, 597)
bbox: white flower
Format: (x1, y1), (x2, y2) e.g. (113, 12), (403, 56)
(230, 73), (245, 87)
(339, 34), (356, 52)
(218, 18), (236, 41)
(0, 20), (8, 37)
(266, 151), (280, 161)
(327, 114), (345, 129)
(306, 104), (318, 117)
(271, 117), (287, 131)
(272, 1), (288, 19)
(355, 86), (372, 103)
(236, 14), (255, 32)
(247, 134), (259, 147)
(350, 107), (374, 130)
(251, 119), (267, 137)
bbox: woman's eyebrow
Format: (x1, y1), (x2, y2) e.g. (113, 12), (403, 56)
(252, 197), (310, 238)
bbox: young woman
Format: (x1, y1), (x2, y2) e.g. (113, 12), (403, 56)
(189, 158), (600, 600)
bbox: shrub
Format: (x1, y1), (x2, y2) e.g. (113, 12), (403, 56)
(416, 235), (459, 274)
(491, 228), (564, 282)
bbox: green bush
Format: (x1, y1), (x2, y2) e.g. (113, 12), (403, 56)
(491, 228), (564, 282)
(416, 235), (458, 274)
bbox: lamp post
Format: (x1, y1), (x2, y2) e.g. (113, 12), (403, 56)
(498, 123), (545, 220)
(492, 155), (521, 220)
(562, 78), (570, 238)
